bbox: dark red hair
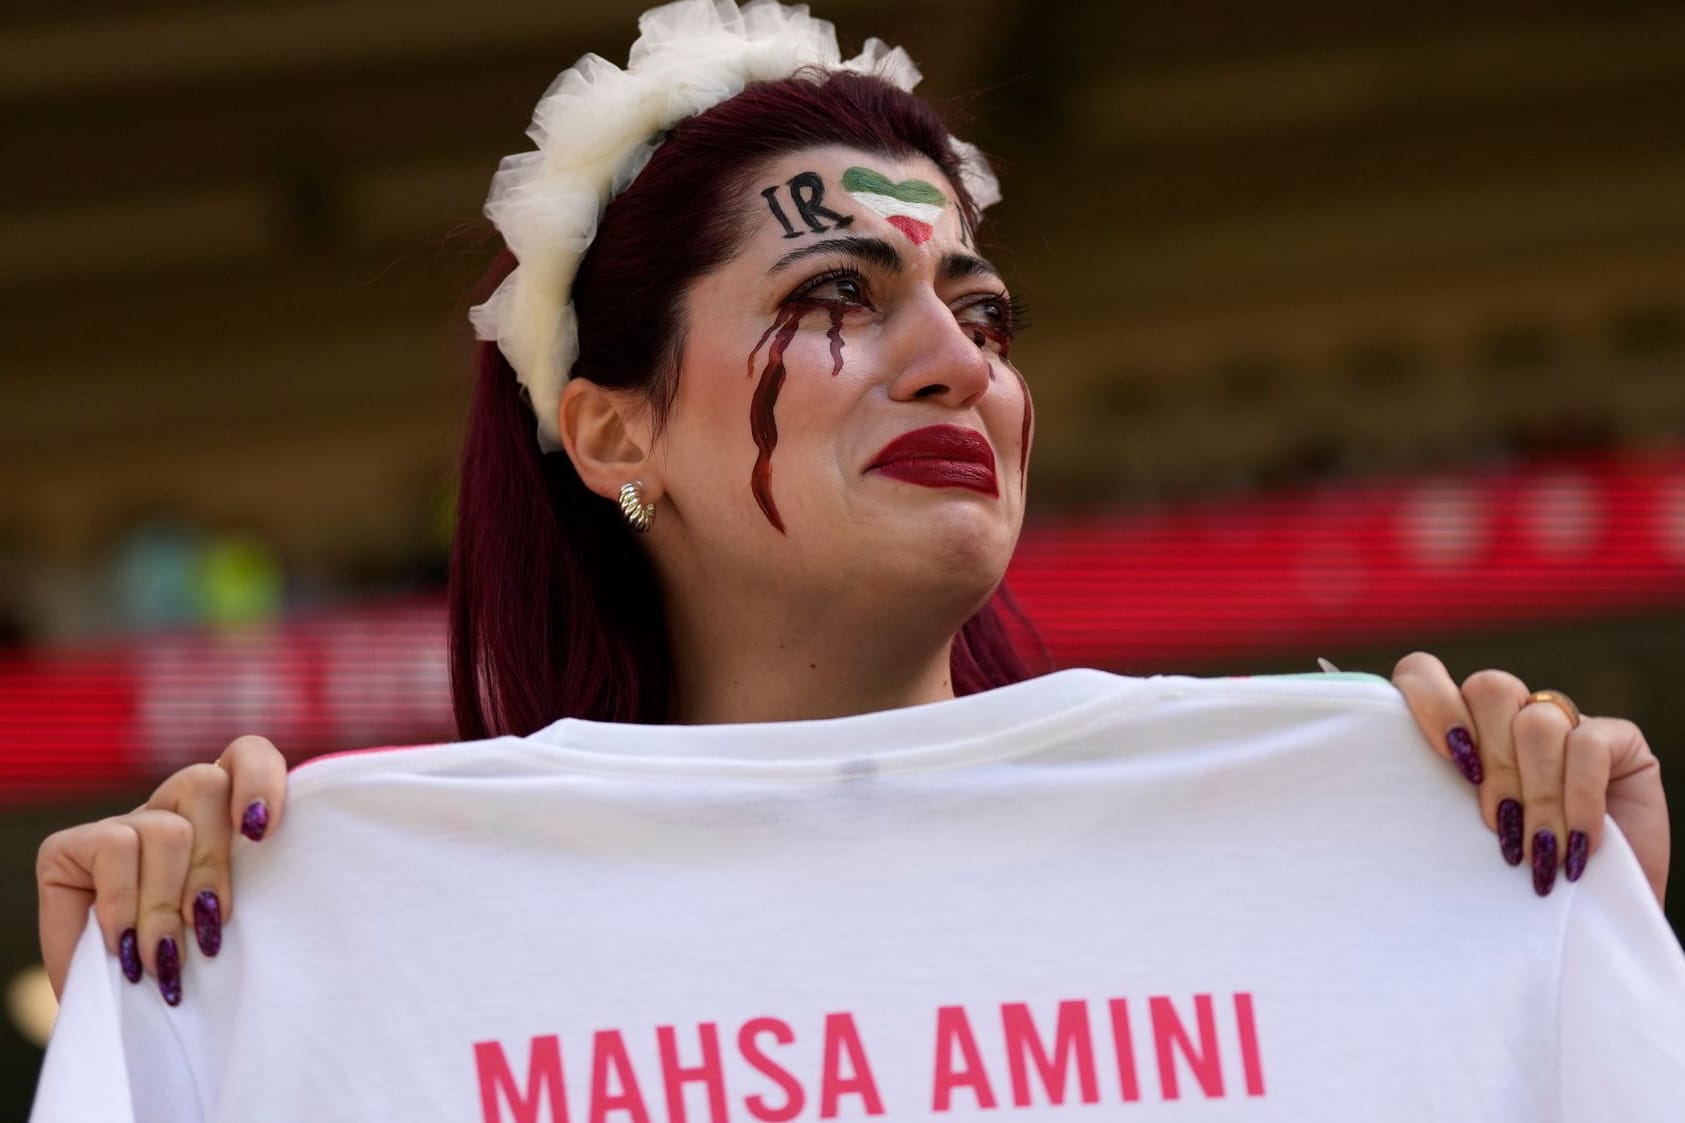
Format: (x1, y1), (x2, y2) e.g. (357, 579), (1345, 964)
(450, 70), (1040, 738)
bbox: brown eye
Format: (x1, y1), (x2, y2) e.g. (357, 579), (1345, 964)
(826, 276), (866, 303)
(956, 294), (1014, 354)
(790, 267), (873, 309)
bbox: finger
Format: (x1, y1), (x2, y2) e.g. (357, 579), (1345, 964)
(1513, 697), (1573, 895)
(1392, 652), (1483, 785)
(37, 828), (98, 997)
(1461, 668), (1531, 861)
(1561, 717), (1625, 882)
(148, 762), (232, 949)
(218, 735), (288, 844)
(129, 809), (193, 1006)
(36, 820), (142, 997)
(1598, 718), (1669, 905)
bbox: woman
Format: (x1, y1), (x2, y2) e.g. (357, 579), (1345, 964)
(35, 2), (1679, 1116)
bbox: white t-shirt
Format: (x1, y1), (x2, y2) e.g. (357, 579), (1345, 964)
(32, 671), (1685, 1121)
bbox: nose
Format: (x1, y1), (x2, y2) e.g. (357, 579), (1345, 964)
(884, 295), (995, 409)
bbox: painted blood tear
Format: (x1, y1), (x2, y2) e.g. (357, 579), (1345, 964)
(744, 304), (849, 533)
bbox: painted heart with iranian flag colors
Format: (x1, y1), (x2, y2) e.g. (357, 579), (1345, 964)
(841, 166), (947, 245)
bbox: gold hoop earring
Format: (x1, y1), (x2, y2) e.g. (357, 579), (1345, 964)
(618, 480), (655, 533)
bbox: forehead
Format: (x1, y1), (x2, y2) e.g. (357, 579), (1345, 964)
(756, 145), (953, 194)
(738, 144), (963, 247)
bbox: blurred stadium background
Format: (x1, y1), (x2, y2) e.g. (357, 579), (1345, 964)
(4, 0), (1684, 1109)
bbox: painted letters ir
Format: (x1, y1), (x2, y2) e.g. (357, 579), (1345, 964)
(761, 172), (855, 238)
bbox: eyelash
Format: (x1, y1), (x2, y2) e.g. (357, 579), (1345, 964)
(1008, 295), (1033, 334)
(788, 266), (874, 309)
(959, 291), (1031, 335)
(785, 269), (1032, 343)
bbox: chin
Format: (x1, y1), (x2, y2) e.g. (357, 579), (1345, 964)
(890, 503), (1018, 599)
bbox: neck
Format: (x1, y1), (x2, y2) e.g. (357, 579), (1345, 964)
(663, 594), (962, 725)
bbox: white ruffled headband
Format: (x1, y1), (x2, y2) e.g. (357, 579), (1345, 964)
(467, 0), (1002, 452)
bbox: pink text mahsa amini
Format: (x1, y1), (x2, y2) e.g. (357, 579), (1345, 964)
(475, 992), (1266, 1122)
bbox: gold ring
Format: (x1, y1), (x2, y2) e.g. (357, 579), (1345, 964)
(1522, 689), (1582, 728)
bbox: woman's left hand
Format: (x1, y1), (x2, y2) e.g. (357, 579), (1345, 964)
(1392, 652), (1668, 906)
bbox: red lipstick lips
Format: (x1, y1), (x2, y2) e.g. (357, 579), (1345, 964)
(867, 424), (999, 497)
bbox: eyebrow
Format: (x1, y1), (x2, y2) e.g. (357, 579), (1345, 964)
(771, 236), (902, 276)
(939, 252), (1002, 283)
(769, 235), (1004, 286)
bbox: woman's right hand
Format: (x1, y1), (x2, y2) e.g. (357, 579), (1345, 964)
(35, 735), (288, 1004)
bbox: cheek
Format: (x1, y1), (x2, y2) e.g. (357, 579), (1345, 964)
(1012, 367), (1033, 482)
(742, 307), (882, 529)
(668, 312), (863, 535)
(975, 362), (1032, 488)
(660, 355), (759, 494)
(765, 326), (892, 473)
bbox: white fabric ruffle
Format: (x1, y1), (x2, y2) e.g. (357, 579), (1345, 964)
(468, 0), (1002, 452)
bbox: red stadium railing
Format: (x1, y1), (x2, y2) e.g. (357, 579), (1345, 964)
(3, 447), (1682, 800)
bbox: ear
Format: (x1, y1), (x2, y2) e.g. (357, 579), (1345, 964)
(558, 378), (660, 503)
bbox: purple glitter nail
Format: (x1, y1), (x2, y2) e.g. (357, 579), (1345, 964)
(157, 936), (182, 1006)
(194, 890), (222, 958)
(241, 800), (268, 842)
(1497, 799), (1523, 866)
(1446, 726), (1482, 785)
(1565, 830), (1589, 882)
(118, 928), (142, 984)
(1532, 830), (1558, 896)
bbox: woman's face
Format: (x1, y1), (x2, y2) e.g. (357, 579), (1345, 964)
(646, 144), (1032, 618)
